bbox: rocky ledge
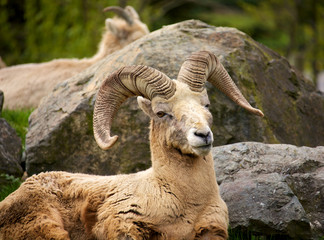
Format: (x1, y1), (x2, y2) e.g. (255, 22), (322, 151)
(213, 142), (324, 239)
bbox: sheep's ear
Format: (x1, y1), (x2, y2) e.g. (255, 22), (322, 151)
(125, 6), (139, 19)
(137, 96), (154, 118)
(105, 19), (118, 35)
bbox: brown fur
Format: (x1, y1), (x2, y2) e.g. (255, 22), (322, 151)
(0, 82), (228, 239)
(0, 7), (149, 109)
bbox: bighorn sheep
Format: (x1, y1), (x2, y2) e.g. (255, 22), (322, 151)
(0, 51), (264, 239)
(0, 6), (149, 109)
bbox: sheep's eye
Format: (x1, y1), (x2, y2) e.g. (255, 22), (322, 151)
(205, 104), (210, 109)
(156, 111), (166, 118)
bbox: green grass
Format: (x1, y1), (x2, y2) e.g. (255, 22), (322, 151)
(1, 108), (34, 147)
(0, 174), (22, 201)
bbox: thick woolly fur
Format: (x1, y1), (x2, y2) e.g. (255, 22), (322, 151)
(0, 81), (228, 239)
(0, 7), (149, 109)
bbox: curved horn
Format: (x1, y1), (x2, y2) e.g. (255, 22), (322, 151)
(177, 51), (264, 117)
(94, 65), (175, 150)
(103, 6), (133, 25)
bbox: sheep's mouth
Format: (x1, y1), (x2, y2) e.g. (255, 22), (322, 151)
(192, 144), (212, 156)
(193, 143), (212, 149)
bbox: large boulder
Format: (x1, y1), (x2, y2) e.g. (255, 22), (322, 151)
(0, 118), (23, 177)
(213, 142), (324, 239)
(25, 20), (324, 175)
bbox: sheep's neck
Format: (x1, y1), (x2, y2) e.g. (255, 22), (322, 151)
(149, 124), (219, 201)
(89, 32), (123, 63)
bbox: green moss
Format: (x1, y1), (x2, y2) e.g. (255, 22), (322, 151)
(226, 42), (283, 144)
(85, 110), (94, 136)
(1, 108), (34, 148)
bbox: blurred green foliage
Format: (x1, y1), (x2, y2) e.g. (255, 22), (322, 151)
(0, 0), (323, 81)
(0, 0), (118, 64)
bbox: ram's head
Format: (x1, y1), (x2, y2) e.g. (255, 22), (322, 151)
(103, 6), (149, 42)
(93, 51), (263, 157)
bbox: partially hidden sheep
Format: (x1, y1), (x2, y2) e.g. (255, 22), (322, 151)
(0, 51), (264, 240)
(0, 6), (149, 109)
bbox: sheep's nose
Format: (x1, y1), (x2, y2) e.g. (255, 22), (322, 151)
(194, 129), (213, 145)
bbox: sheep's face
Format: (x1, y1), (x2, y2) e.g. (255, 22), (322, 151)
(105, 16), (149, 44)
(138, 81), (213, 157)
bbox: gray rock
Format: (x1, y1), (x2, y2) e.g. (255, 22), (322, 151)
(25, 20), (324, 176)
(0, 118), (23, 177)
(213, 142), (324, 239)
(0, 90), (3, 114)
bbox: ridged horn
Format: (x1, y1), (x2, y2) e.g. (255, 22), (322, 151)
(103, 6), (133, 25)
(93, 65), (176, 150)
(177, 51), (264, 117)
